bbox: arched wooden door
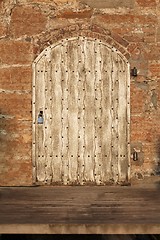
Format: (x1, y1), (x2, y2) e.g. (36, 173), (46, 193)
(32, 37), (130, 185)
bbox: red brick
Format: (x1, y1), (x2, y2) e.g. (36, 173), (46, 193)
(0, 66), (32, 91)
(0, 118), (31, 133)
(124, 33), (144, 43)
(90, 25), (111, 35)
(148, 62), (160, 78)
(144, 44), (160, 60)
(96, 14), (157, 25)
(0, 92), (32, 120)
(135, 75), (147, 83)
(0, 21), (7, 37)
(111, 32), (129, 47)
(130, 83), (149, 114)
(130, 44), (147, 60)
(57, 9), (93, 19)
(0, 124), (31, 163)
(0, 161), (32, 186)
(80, 0), (135, 8)
(156, 27), (160, 42)
(131, 115), (160, 142)
(112, 27), (134, 36)
(10, 6), (47, 38)
(24, 0), (58, 2)
(0, 117), (31, 132)
(136, 0), (157, 7)
(123, 25), (155, 43)
(0, 40), (33, 65)
(21, 0), (72, 2)
(142, 26), (156, 42)
(0, 137), (31, 156)
(52, 0), (75, 2)
(127, 43), (138, 54)
(0, 117), (32, 186)
(142, 143), (160, 164)
(0, 1), (2, 9)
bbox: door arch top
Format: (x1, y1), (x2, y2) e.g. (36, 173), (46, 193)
(33, 22), (131, 63)
(32, 36), (130, 185)
(33, 36), (130, 66)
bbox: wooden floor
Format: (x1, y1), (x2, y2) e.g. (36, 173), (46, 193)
(0, 185), (160, 234)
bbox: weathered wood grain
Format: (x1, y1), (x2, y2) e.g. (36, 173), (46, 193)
(77, 37), (86, 184)
(51, 44), (62, 183)
(126, 61), (131, 181)
(0, 186), (160, 229)
(67, 40), (79, 183)
(94, 40), (102, 184)
(100, 43), (112, 183)
(117, 57), (128, 182)
(44, 48), (52, 184)
(110, 49), (119, 183)
(61, 41), (69, 185)
(83, 39), (95, 182)
(33, 37), (130, 185)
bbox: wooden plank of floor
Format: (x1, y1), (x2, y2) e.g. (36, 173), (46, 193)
(0, 186), (160, 226)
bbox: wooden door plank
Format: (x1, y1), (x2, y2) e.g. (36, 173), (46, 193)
(50, 45), (62, 183)
(117, 56), (128, 183)
(60, 40), (70, 185)
(67, 39), (79, 184)
(83, 39), (95, 183)
(77, 37), (86, 185)
(44, 49), (52, 184)
(111, 49), (119, 183)
(94, 40), (102, 184)
(126, 61), (131, 181)
(100, 43), (113, 183)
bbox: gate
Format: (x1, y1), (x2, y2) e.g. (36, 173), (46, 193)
(32, 37), (130, 185)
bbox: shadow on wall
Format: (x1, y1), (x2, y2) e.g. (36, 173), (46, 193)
(154, 138), (160, 189)
(0, 112), (14, 181)
(155, 138), (160, 175)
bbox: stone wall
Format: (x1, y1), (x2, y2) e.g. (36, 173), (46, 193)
(0, 0), (160, 186)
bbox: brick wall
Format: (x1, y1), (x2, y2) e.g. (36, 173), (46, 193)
(0, 0), (159, 186)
